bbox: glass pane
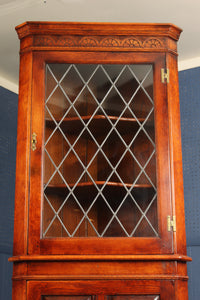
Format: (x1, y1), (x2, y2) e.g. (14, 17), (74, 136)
(43, 64), (157, 238)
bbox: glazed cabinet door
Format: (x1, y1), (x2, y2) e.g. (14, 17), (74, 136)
(28, 51), (172, 254)
(27, 280), (175, 300)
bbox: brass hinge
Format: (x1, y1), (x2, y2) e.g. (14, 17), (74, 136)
(167, 215), (176, 232)
(161, 68), (169, 83)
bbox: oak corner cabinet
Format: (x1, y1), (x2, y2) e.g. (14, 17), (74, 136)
(10, 22), (191, 300)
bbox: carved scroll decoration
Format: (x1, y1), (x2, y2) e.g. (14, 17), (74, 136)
(33, 36), (164, 50)
(143, 38), (163, 48)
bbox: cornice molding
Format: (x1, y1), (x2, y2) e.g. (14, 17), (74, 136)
(15, 22), (182, 55)
(16, 22), (182, 41)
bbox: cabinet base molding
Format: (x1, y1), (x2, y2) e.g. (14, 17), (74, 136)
(12, 274), (189, 281)
(9, 254), (192, 262)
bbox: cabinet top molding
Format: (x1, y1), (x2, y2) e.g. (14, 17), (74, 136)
(16, 21), (182, 40)
(15, 22), (182, 55)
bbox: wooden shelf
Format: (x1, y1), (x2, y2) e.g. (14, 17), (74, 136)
(45, 115), (153, 136)
(44, 181), (154, 197)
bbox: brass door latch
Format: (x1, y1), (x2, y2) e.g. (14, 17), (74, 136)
(31, 133), (37, 151)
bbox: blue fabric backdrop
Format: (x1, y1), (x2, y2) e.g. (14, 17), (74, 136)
(0, 86), (17, 300)
(179, 67), (200, 299)
(0, 66), (199, 299)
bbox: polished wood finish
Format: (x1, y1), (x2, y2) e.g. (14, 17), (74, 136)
(13, 51), (33, 256)
(11, 22), (190, 299)
(166, 53), (187, 255)
(27, 280), (175, 299)
(26, 51), (172, 255)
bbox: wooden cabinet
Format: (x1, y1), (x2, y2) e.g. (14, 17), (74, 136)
(10, 22), (191, 299)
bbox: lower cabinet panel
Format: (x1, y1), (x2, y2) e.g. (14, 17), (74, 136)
(27, 280), (175, 300)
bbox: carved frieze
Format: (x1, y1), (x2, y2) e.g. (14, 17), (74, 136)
(33, 35), (165, 51)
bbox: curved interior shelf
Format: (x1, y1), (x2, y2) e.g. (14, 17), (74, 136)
(45, 115), (153, 136)
(44, 181), (155, 197)
(43, 181), (157, 238)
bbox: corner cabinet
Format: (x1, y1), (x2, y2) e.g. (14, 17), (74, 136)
(10, 22), (191, 300)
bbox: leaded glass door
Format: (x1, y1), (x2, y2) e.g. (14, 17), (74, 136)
(29, 52), (172, 254)
(43, 63), (157, 238)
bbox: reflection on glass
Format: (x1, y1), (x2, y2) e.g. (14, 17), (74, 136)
(42, 64), (157, 238)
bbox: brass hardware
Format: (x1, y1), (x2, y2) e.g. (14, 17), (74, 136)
(31, 133), (37, 151)
(161, 68), (169, 83)
(167, 215), (176, 232)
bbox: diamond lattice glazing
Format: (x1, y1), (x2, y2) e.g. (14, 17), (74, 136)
(42, 64), (158, 238)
